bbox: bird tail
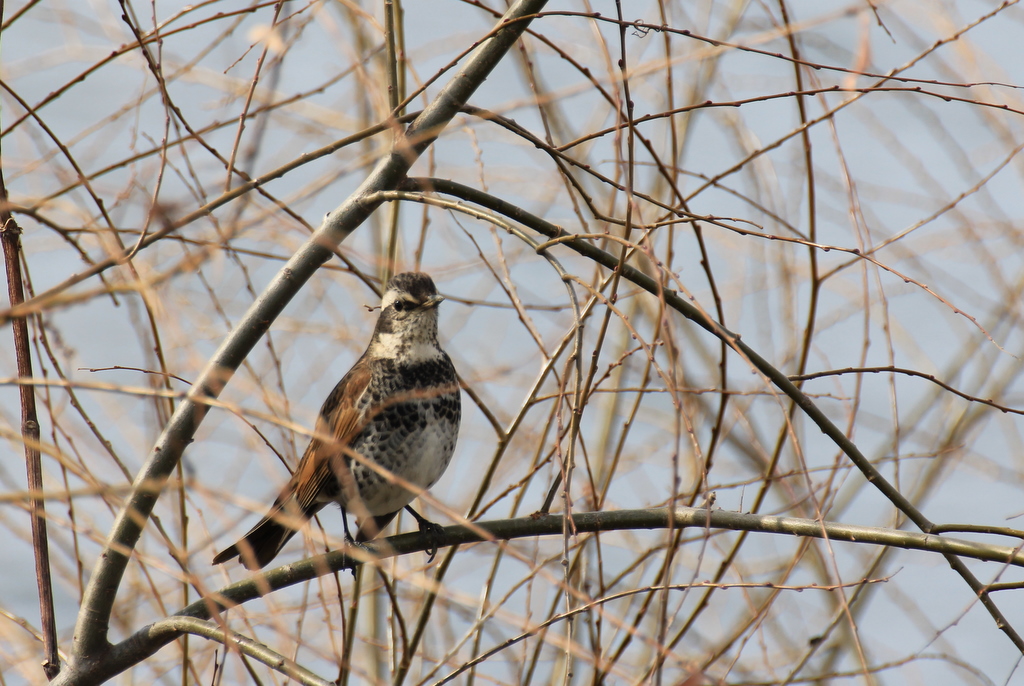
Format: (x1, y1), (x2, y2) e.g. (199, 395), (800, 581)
(213, 501), (319, 570)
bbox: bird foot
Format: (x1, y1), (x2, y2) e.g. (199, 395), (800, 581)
(411, 516), (445, 562)
(404, 505), (447, 562)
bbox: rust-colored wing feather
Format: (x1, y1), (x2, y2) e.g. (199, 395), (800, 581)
(293, 360), (372, 511)
(212, 357), (372, 569)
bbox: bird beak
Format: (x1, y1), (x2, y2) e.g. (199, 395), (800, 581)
(423, 294), (445, 309)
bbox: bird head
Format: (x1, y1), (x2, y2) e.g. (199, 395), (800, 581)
(370, 272), (446, 358)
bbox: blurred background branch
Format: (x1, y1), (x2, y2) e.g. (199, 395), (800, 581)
(3, 1), (1024, 684)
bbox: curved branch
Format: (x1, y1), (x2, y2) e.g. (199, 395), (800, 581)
(186, 508), (1024, 622)
(400, 176), (1024, 651)
(54, 505), (1024, 685)
(59, 0), (550, 679)
(58, 616), (332, 686)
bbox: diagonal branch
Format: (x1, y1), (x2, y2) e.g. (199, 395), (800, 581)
(58, 0), (549, 681)
(402, 177), (1024, 652)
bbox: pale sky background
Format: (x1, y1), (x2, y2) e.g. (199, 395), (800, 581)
(3, 1), (1024, 684)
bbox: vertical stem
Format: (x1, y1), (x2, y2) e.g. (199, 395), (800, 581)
(0, 164), (60, 679)
(382, 0), (404, 283)
(0, 4), (58, 668)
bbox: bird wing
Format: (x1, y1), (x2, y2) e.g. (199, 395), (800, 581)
(292, 357), (372, 512)
(212, 357), (373, 568)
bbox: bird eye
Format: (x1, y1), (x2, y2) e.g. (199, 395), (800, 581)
(393, 299), (408, 312)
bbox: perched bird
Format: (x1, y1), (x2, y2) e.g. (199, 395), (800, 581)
(213, 272), (461, 570)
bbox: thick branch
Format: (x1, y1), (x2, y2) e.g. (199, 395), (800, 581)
(64, 0), (549, 673)
(402, 177), (1024, 651)
(187, 507), (1024, 619)
(51, 506), (1024, 685)
(57, 616), (332, 686)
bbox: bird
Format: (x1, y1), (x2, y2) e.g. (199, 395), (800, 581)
(213, 272), (461, 570)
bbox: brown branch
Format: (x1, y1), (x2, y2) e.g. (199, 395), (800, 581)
(791, 365), (1024, 415)
(51, 506), (1024, 685)
(402, 176), (1024, 652)
(0, 102), (60, 681)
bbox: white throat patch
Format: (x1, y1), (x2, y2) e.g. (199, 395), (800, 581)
(371, 332), (444, 362)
